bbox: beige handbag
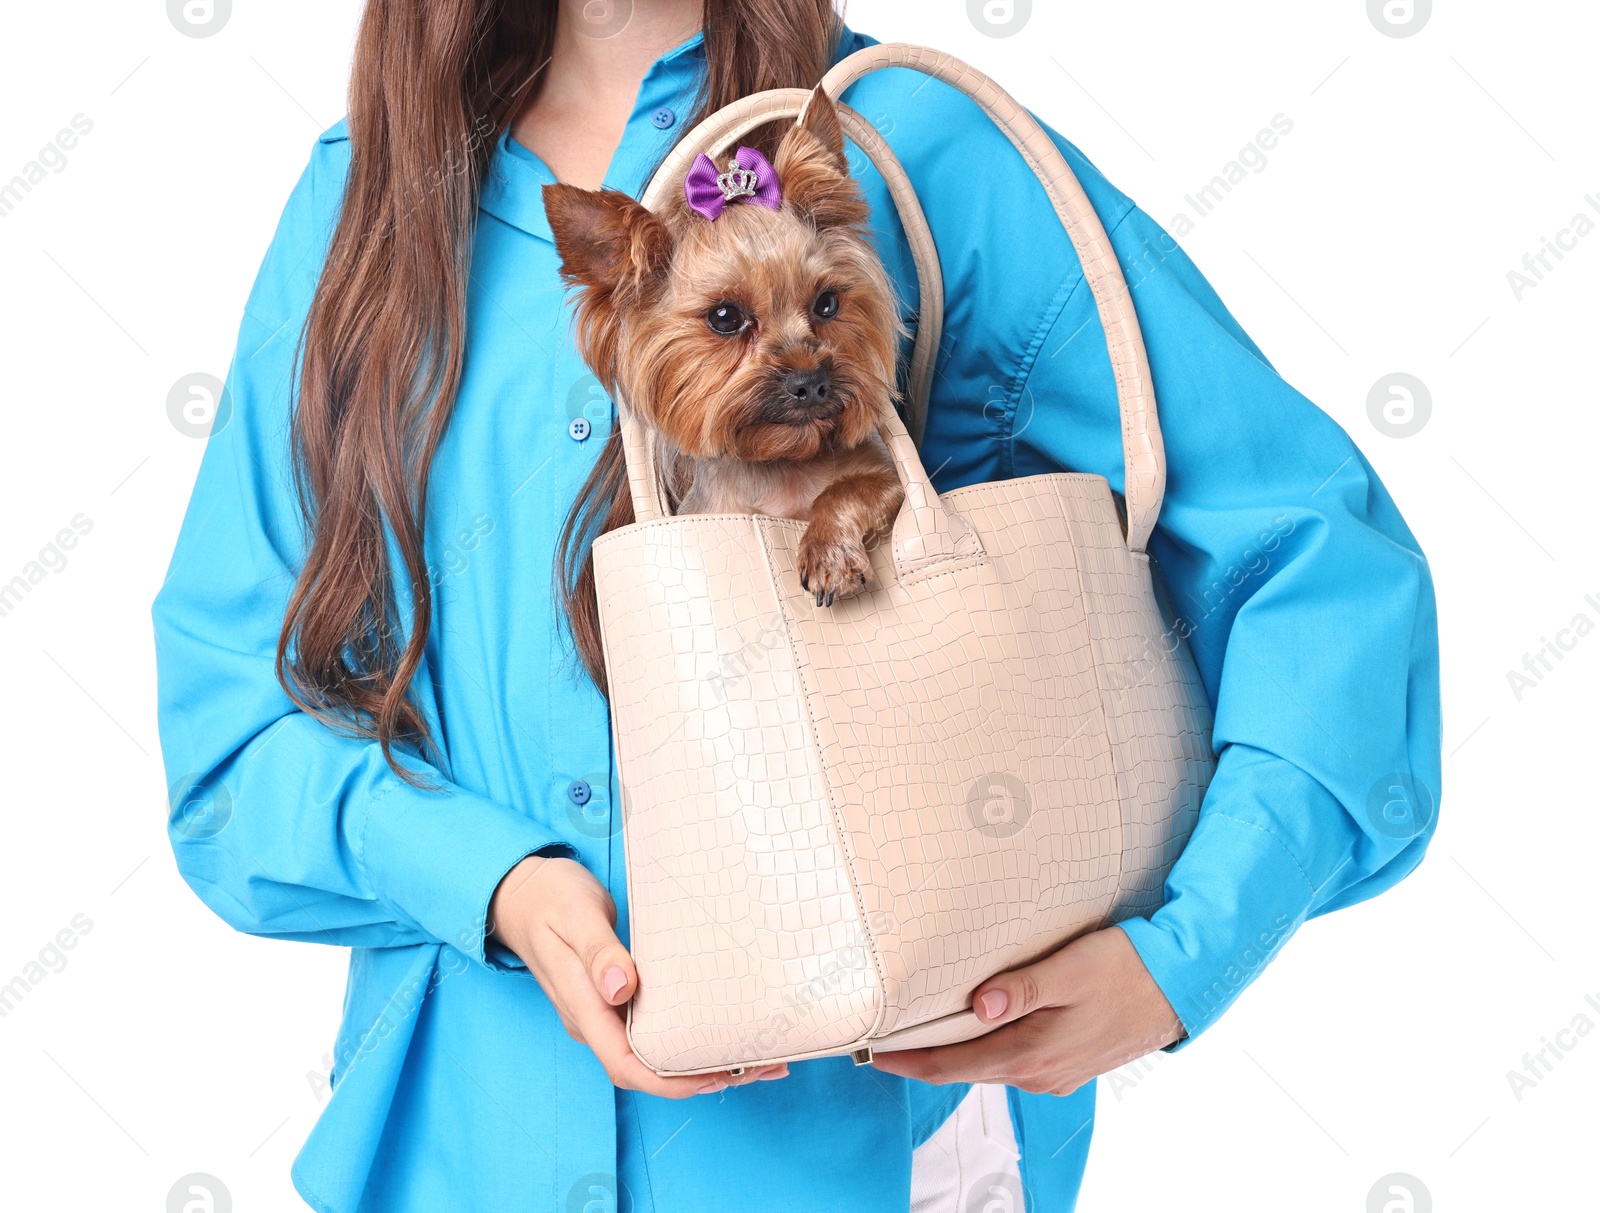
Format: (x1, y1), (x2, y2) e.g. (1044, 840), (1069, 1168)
(592, 44), (1215, 1076)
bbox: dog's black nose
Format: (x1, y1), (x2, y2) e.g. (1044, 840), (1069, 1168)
(783, 369), (831, 404)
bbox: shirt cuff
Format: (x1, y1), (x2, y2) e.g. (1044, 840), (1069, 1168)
(1115, 750), (1359, 1048)
(359, 772), (570, 968)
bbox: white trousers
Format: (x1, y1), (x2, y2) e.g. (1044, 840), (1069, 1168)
(908, 1083), (1024, 1212)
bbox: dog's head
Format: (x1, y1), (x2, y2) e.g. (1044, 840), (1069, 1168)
(544, 88), (901, 464)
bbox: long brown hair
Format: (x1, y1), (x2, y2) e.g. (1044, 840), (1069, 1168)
(279, 0), (842, 777)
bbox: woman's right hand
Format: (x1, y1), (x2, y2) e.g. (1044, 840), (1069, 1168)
(489, 854), (788, 1098)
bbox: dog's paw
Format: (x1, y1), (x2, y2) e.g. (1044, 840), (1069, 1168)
(797, 531), (872, 607)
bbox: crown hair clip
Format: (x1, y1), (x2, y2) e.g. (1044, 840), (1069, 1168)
(685, 145), (783, 221)
(716, 159), (760, 202)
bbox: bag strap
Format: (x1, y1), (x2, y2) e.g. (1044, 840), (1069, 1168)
(620, 43), (1166, 556)
(825, 44), (1166, 553)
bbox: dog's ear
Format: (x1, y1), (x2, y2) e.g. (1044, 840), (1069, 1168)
(543, 184), (672, 385)
(774, 87), (869, 229)
(543, 184), (672, 303)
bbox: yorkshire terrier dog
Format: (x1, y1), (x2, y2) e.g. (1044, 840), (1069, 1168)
(545, 88), (905, 689)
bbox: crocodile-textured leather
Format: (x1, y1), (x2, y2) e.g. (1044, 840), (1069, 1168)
(595, 45), (1215, 1076)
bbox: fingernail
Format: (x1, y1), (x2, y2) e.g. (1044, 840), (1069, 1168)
(757, 1065), (789, 1081)
(601, 965), (628, 1002)
(697, 1080), (727, 1095)
(979, 989), (1008, 1020)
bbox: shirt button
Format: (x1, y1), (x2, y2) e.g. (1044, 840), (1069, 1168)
(566, 779), (593, 806)
(651, 107), (676, 130)
(568, 417), (592, 441)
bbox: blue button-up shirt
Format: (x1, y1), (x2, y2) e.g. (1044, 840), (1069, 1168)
(154, 25), (1440, 1213)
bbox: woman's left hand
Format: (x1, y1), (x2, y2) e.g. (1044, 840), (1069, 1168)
(870, 926), (1185, 1095)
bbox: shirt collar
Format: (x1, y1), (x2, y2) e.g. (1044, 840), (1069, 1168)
(479, 22), (862, 244)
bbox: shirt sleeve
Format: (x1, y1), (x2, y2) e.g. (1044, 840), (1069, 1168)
(845, 62), (1441, 1043)
(1012, 135), (1442, 1043)
(152, 133), (565, 968)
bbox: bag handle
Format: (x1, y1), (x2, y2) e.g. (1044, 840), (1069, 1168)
(621, 43), (1166, 557)
(821, 43), (1166, 553)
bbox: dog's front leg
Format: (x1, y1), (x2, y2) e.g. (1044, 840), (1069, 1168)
(796, 470), (905, 607)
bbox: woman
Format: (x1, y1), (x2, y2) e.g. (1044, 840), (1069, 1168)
(153, 1), (1441, 1209)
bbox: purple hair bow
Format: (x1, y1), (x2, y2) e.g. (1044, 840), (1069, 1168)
(684, 146), (782, 221)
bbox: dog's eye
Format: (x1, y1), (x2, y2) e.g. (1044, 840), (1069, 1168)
(812, 290), (840, 320)
(706, 303), (748, 335)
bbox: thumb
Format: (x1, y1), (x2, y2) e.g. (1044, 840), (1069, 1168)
(555, 895), (638, 1007)
(972, 938), (1087, 1026)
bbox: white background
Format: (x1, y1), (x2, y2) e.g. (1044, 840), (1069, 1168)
(0, 1), (1594, 1210)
